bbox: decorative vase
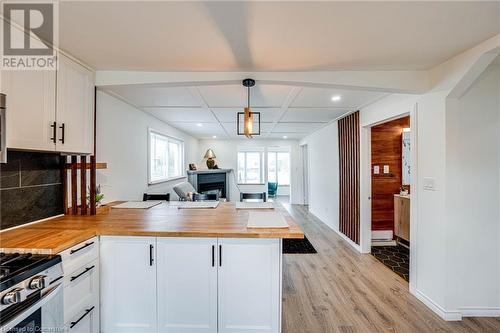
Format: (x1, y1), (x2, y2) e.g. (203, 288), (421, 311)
(206, 158), (215, 169)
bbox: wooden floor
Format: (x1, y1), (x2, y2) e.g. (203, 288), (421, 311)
(280, 201), (500, 333)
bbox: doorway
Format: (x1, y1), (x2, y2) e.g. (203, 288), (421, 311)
(369, 115), (411, 281)
(301, 144), (309, 205)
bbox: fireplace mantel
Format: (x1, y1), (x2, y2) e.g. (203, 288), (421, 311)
(187, 169), (233, 175)
(187, 169), (233, 201)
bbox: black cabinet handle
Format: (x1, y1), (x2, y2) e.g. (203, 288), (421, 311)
(219, 245), (222, 267)
(212, 245), (215, 267)
(70, 306), (95, 329)
(70, 241), (94, 255)
(70, 265), (94, 282)
(59, 123), (65, 144)
(149, 244), (154, 266)
(50, 122), (57, 143)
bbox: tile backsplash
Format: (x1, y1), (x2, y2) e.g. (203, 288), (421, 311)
(1, 151), (64, 230)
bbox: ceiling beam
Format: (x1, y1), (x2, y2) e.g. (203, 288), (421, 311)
(267, 87), (303, 137)
(96, 70), (430, 94)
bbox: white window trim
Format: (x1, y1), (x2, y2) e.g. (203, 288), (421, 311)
(147, 128), (185, 185)
(237, 149), (265, 185)
(267, 149), (291, 186)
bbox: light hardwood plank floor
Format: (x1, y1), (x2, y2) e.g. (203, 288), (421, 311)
(280, 202), (500, 333)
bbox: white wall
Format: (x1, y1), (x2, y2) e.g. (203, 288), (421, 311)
(196, 139), (302, 204)
(445, 65), (500, 314)
(96, 91), (199, 202)
(299, 122), (340, 233)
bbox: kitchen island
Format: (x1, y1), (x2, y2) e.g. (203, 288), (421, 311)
(0, 202), (304, 333)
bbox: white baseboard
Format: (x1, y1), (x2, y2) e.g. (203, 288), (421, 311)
(372, 240), (397, 246)
(460, 308), (500, 317)
(371, 230), (393, 240)
(410, 286), (462, 321)
(308, 211), (362, 253)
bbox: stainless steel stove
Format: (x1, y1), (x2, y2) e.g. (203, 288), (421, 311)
(0, 252), (64, 332)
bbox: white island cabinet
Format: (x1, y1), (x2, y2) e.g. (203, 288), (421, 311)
(157, 238), (218, 333)
(100, 236), (282, 333)
(100, 236), (157, 333)
(218, 238), (281, 333)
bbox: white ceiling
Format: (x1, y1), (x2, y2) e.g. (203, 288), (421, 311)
(102, 83), (387, 140)
(58, 1), (500, 71)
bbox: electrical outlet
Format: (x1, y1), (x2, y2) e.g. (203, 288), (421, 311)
(374, 166), (380, 174)
(383, 165), (390, 174)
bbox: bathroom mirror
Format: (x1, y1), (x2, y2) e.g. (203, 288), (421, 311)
(402, 129), (411, 185)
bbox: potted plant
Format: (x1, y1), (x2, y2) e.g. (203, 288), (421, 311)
(400, 185), (409, 196)
(87, 184), (104, 207)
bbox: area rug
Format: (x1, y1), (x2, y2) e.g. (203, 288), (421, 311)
(283, 236), (317, 254)
(371, 245), (409, 281)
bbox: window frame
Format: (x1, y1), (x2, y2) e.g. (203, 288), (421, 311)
(237, 148), (265, 185)
(267, 149), (291, 186)
(147, 128), (185, 185)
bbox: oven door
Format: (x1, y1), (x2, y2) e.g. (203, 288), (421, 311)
(1, 283), (63, 332)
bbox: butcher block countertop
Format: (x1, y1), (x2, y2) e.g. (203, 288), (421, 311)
(0, 201), (304, 254)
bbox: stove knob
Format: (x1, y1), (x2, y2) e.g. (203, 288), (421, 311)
(1, 288), (22, 305)
(29, 275), (46, 290)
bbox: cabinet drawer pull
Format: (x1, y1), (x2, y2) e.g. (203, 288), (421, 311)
(219, 245), (222, 267)
(212, 245), (215, 267)
(50, 122), (57, 143)
(70, 241), (94, 255)
(59, 123), (65, 144)
(70, 306), (95, 329)
(149, 244), (154, 266)
(70, 265), (94, 282)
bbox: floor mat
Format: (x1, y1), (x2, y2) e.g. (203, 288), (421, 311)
(283, 236), (317, 254)
(371, 245), (409, 281)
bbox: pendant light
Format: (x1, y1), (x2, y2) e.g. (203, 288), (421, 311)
(237, 79), (260, 138)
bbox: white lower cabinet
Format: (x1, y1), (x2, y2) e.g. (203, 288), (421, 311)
(218, 238), (281, 333)
(157, 238), (218, 333)
(68, 300), (99, 333)
(100, 236), (157, 333)
(100, 237), (282, 333)
(60, 237), (100, 333)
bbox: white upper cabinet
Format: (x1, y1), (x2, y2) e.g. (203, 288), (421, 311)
(217, 238), (281, 333)
(56, 54), (94, 154)
(100, 236), (157, 333)
(0, 52), (94, 154)
(1, 70), (57, 151)
(156, 238), (218, 333)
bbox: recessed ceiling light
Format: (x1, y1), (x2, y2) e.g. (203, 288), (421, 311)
(196, 123), (203, 127)
(212, 135), (217, 139)
(331, 95), (341, 102)
(283, 135), (288, 139)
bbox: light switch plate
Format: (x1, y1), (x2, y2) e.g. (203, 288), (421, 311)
(383, 165), (390, 174)
(423, 177), (437, 191)
(374, 166), (380, 174)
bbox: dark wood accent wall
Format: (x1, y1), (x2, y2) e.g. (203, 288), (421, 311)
(338, 111), (360, 244)
(371, 116), (410, 232)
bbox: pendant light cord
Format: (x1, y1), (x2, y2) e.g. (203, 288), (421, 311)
(247, 86), (250, 110)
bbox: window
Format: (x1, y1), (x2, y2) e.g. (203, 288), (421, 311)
(237, 149), (264, 184)
(267, 150), (290, 186)
(148, 130), (184, 184)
